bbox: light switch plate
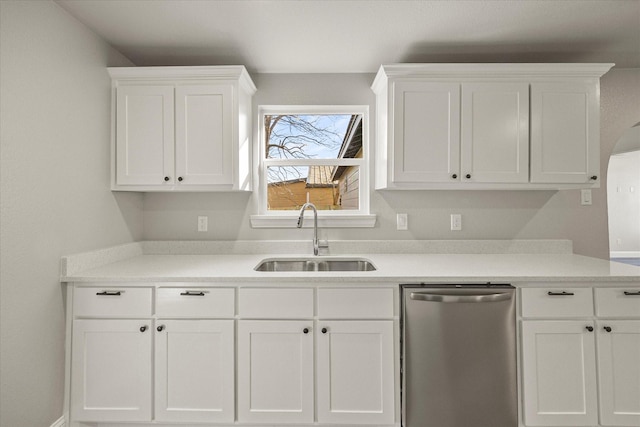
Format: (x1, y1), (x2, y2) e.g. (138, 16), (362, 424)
(581, 189), (592, 206)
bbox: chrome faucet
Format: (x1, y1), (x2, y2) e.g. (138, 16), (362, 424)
(297, 202), (322, 256)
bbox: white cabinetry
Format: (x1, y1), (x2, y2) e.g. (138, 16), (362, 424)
(71, 319), (153, 422)
(391, 81), (460, 183)
(597, 320), (640, 426)
(155, 288), (235, 423)
(316, 320), (394, 424)
(372, 63), (613, 189)
(237, 320), (314, 423)
(521, 320), (598, 426)
(236, 286), (396, 425)
(520, 285), (640, 427)
(67, 283), (398, 427)
(109, 66), (256, 191)
(531, 81), (600, 184)
(69, 285), (235, 425)
(461, 82), (529, 183)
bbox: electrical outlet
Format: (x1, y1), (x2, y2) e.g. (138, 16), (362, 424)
(397, 213), (408, 230)
(581, 189), (592, 206)
(197, 216), (208, 232)
(450, 214), (462, 231)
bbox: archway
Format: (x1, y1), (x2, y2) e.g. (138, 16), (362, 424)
(607, 122), (640, 266)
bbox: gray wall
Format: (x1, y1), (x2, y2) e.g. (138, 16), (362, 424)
(143, 70), (640, 259)
(0, 2), (143, 426)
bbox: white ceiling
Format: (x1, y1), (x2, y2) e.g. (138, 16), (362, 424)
(56, 0), (640, 73)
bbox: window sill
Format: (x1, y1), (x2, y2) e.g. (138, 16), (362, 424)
(250, 214), (377, 228)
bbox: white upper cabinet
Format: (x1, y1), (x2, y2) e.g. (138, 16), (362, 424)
(530, 81), (600, 184)
(391, 81), (461, 183)
(109, 66), (256, 191)
(461, 82), (529, 183)
(372, 63), (613, 189)
(115, 86), (175, 186)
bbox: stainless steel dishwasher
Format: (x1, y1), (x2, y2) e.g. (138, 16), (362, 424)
(401, 284), (517, 427)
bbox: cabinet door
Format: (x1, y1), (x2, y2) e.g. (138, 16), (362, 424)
(461, 82), (529, 183)
(175, 84), (234, 186)
(530, 81), (599, 183)
(392, 81), (460, 183)
(597, 320), (640, 426)
(116, 85), (175, 185)
(317, 321), (395, 424)
(71, 319), (152, 422)
(521, 321), (598, 426)
(155, 319), (234, 423)
(237, 320), (314, 423)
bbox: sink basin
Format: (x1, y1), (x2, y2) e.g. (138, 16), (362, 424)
(254, 257), (376, 272)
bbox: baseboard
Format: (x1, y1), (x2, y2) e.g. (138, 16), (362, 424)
(610, 250), (640, 258)
(50, 415), (65, 427)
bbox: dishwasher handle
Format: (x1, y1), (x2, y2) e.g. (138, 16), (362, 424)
(410, 291), (513, 303)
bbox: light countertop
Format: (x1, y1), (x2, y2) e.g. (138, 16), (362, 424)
(60, 241), (640, 285)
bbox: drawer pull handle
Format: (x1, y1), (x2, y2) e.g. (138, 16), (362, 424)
(624, 291), (640, 296)
(180, 291), (205, 296)
(157, 325), (165, 332)
(604, 326), (612, 333)
(96, 291), (122, 296)
(547, 291), (574, 296)
(585, 326), (594, 332)
(140, 326), (148, 333)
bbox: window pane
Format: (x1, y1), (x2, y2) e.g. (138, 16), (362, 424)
(267, 166), (360, 211)
(265, 114), (363, 160)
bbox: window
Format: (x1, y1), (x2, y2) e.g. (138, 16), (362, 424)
(250, 106), (375, 228)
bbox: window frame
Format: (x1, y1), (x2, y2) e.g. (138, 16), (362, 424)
(250, 105), (375, 228)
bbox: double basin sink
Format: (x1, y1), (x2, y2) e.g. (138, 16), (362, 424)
(255, 257), (376, 272)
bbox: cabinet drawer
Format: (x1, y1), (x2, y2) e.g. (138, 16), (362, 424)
(239, 288), (314, 318)
(73, 286), (152, 317)
(156, 287), (235, 318)
(595, 287), (640, 317)
(318, 288), (394, 319)
(521, 287), (593, 318)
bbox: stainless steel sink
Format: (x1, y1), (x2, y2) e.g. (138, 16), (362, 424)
(254, 257), (376, 272)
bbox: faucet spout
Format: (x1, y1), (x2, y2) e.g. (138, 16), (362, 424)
(297, 202), (319, 256)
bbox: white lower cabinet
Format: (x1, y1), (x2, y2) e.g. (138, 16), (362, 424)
(237, 320), (314, 424)
(316, 320), (395, 424)
(71, 319), (153, 422)
(521, 320), (598, 426)
(597, 320), (640, 426)
(68, 284), (398, 426)
(521, 286), (640, 427)
(155, 319), (235, 423)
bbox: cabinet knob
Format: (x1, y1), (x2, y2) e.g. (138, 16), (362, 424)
(465, 174), (471, 179)
(157, 325), (165, 332)
(303, 328), (310, 334)
(178, 176), (183, 182)
(585, 326), (594, 332)
(164, 176), (170, 182)
(604, 326), (612, 332)
(140, 326), (148, 333)
(451, 174), (458, 179)
(321, 327), (328, 334)
(590, 175), (598, 181)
